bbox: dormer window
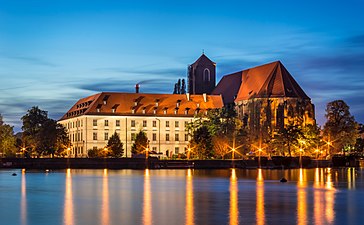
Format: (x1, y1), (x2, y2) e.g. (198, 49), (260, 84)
(174, 107), (179, 114)
(134, 100), (138, 106)
(196, 103), (200, 108)
(103, 95), (110, 105)
(163, 107), (168, 115)
(184, 107), (190, 115)
(176, 99), (181, 107)
(111, 104), (119, 113)
(155, 99), (160, 107)
(142, 107), (146, 114)
(96, 104), (102, 113)
(153, 107), (157, 114)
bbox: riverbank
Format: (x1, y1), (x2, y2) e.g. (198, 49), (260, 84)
(0, 157), (335, 170)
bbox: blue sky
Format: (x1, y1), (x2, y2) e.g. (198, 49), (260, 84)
(1, 0), (364, 132)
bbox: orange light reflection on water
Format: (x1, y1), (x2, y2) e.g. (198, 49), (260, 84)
(21, 170), (27, 225)
(143, 169), (152, 225)
(229, 169), (239, 225)
(256, 169), (265, 225)
(64, 169), (74, 225)
(102, 169), (109, 225)
(297, 168), (307, 225)
(185, 169), (194, 225)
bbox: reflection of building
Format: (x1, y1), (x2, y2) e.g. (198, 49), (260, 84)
(212, 59), (315, 137)
(59, 92), (223, 157)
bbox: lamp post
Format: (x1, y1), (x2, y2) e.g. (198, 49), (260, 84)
(258, 148), (262, 168)
(299, 148), (303, 168)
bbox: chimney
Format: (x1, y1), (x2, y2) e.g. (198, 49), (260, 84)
(203, 93), (207, 102)
(186, 93), (190, 101)
(135, 84), (140, 93)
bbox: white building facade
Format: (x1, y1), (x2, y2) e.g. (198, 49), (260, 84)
(58, 92), (223, 158)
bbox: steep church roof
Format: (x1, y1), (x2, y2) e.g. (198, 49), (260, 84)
(191, 53), (216, 66)
(213, 61), (310, 103)
(235, 61), (309, 101)
(211, 72), (242, 104)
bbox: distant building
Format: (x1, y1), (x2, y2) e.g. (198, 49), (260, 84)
(212, 60), (315, 138)
(59, 92), (223, 158)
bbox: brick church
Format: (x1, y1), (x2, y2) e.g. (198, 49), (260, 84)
(188, 54), (316, 137)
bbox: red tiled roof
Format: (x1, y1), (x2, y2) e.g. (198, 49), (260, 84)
(211, 72), (242, 104)
(235, 61), (309, 101)
(60, 92), (224, 120)
(214, 61), (309, 103)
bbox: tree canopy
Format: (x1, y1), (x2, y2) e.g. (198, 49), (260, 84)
(323, 100), (358, 154)
(107, 132), (124, 157)
(131, 131), (149, 157)
(0, 114), (17, 157)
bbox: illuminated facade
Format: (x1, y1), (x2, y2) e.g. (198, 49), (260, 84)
(59, 92), (223, 157)
(213, 60), (315, 138)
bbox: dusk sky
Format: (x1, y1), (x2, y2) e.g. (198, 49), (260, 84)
(1, 0), (363, 132)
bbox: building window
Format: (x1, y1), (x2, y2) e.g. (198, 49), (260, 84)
(184, 121), (188, 128)
(185, 134), (189, 141)
(104, 132), (109, 140)
(131, 133), (136, 141)
(153, 121), (157, 127)
(131, 120), (135, 127)
(166, 121), (170, 127)
(105, 120), (109, 126)
(152, 147), (157, 152)
(93, 132), (97, 140)
(143, 120), (147, 127)
(175, 133), (179, 141)
(203, 68), (210, 82)
(116, 120), (120, 127)
(166, 134), (170, 141)
(175, 147), (179, 154)
(175, 121), (179, 128)
(153, 133), (157, 141)
(93, 119), (97, 126)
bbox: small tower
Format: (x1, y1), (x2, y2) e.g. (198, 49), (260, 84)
(187, 54), (216, 94)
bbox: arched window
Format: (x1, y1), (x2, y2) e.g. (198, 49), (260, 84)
(203, 68), (210, 82)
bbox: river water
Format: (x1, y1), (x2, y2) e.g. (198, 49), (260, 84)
(1, 168), (363, 225)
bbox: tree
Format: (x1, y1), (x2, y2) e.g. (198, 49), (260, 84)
(181, 79), (186, 94)
(213, 135), (230, 159)
(300, 124), (322, 155)
(0, 114), (17, 157)
(21, 106), (70, 157)
(323, 100), (358, 154)
(355, 124), (364, 152)
(271, 124), (303, 156)
(190, 126), (213, 159)
(177, 79), (181, 94)
(107, 132), (124, 157)
(131, 131), (149, 157)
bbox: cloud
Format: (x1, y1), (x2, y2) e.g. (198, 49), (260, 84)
(0, 54), (58, 67)
(346, 34), (364, 47)
(96, 67), (186, 77)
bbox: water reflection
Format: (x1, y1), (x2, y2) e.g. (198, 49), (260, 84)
(185, 169), (194, 225)
(313, 168), (336, 225)
(347, 168), (356, 190)
(64, 169), (74, 225)
(21, 169), (27, 225)
(325, 168), (335, 224)
(102, 169), (109, 225)
(297, 168), (307, 225)
(143, 169), (152, 225)
(256, 169), (265, 225)
(230, 169), (239, 225)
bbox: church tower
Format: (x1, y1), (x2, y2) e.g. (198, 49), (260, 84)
(188, 54), (216, 94)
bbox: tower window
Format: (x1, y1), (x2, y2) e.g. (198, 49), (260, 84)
(203, 68), (210, 82)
